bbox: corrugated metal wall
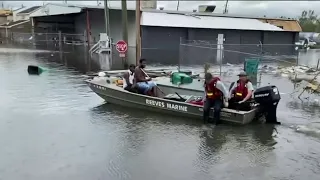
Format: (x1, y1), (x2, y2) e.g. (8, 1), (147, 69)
(141, 26), (298, 65)
(141, 26), (187, 65)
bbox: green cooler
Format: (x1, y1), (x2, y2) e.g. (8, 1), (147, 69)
(171, 72), (193, 85)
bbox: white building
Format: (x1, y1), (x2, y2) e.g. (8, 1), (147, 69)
(15, 6), (41, 21)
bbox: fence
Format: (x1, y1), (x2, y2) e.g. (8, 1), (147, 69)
(7, 32), (138, 71)
(110, 42), (136, 69)
(5, 31), (101, 72)
(179, 39), (300, 71)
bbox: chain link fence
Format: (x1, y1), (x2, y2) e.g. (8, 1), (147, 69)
(110, 43), (136, 69)
(5, 31), (102, 72)
(8, 32), (138, 71)
(179, 39), (300, 71)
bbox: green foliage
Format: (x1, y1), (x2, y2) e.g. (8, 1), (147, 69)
(298, 10), (320, 32)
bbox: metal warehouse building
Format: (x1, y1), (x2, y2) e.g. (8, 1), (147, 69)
(28, 3), (302, 68)
(140, 10), (302, 65)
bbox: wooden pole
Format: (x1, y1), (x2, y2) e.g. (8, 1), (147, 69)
(135, 0), (141, 65)
(86, 9), (91, 50)
(104, 0), (110, 35)
(86, 9), (91, 71)
(121, 0), (128, 68)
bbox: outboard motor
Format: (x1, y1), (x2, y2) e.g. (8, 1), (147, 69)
(254, 85), (281, 124)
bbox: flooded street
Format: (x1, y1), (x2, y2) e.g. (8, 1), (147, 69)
(1, 48), (320, 180)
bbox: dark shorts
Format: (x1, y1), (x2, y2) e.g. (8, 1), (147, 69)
(228, 98), (252, 111)
(124, 85), (137, 93)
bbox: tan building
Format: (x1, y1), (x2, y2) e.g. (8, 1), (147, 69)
(0, 9), (13, 24)
(258, 18), (302, 32)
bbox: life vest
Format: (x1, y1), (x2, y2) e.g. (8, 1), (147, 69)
(204, 77), (223, 100)
(232, 80), (250, 101)
(122, 70), (134, 89)
(189, 97), (204, 106)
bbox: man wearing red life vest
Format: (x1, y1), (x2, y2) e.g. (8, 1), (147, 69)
(229, 71), (254, 110)
(203, 73), (229, 124)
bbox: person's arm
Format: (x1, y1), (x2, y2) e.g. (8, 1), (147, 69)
(229, 82), (236, 99)
(242, 82), (254, 102)
(202, 82), (207, 102)
(123, 72), (131, 86)
(215, 81), (229, 99)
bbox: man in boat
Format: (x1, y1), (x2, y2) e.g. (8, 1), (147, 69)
(134, 58), (157, 96)
(122, 64), (136, 93)
(203, 73), (229, 124)
(228, 71), (254, 111)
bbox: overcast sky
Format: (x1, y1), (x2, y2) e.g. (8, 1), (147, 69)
(2, 1), (320, 18)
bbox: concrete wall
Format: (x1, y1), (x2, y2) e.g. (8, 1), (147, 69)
(141, 26), (298, 65)
(0, 16), (7, 25)
(16, 14), (30, 21)
(7, 15), (13, 21)
(12, 7), (27, 21)
(34, 14), (77, 33)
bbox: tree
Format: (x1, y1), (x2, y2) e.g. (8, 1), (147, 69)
(298, 10), (320, 32)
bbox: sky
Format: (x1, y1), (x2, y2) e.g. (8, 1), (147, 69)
(1, 1), (320, 18)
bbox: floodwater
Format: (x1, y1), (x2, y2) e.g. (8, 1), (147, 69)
(1, 47), (320, 180)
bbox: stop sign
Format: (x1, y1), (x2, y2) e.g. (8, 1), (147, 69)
(116, 40), (128, 53)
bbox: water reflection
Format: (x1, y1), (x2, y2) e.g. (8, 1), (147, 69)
(195, 126), (227, 175)
(299, 49), (320, 68)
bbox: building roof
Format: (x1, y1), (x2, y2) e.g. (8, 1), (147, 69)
(43, 2), (135, 11)
(30, 3), (136, 18)
(0, 20), (30, 28)
(13, 7), (26, 12)
(141, 11), (284, 32)
(141, 9), (298, 22)
(31, 3), (298, 22)
(18, 6), (41, 14)
(0, 9), (13, 16)
(258, 19), (301, 32)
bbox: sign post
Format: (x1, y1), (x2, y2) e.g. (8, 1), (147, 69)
(116, 40), (128, 58)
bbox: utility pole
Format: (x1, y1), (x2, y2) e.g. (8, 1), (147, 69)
(135, 0), (141, 64)
(121, 0), (128, 68)
(176, 0), (180, 11)
(223, 0), (229, 14)
(104, 0), (110, 36)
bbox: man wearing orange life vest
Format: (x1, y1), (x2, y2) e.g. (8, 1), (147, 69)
(229, 71), (254, 110)
(203, 73), (229, 124)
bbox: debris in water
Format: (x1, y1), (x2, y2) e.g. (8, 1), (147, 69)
(98, 72), (106, 77)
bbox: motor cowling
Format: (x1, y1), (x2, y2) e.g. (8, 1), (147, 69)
(254, 85), (281, 124)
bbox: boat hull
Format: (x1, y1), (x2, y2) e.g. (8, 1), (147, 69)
(86, 79), (257, 125)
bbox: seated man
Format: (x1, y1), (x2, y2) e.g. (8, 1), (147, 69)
(134, 58), (157, 96)
(203, 73), (229, 125)
(122, 64), (136, 93)
(229, 71), (254, 111)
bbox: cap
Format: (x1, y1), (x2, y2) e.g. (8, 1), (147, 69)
(237, 71), (247, 76)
